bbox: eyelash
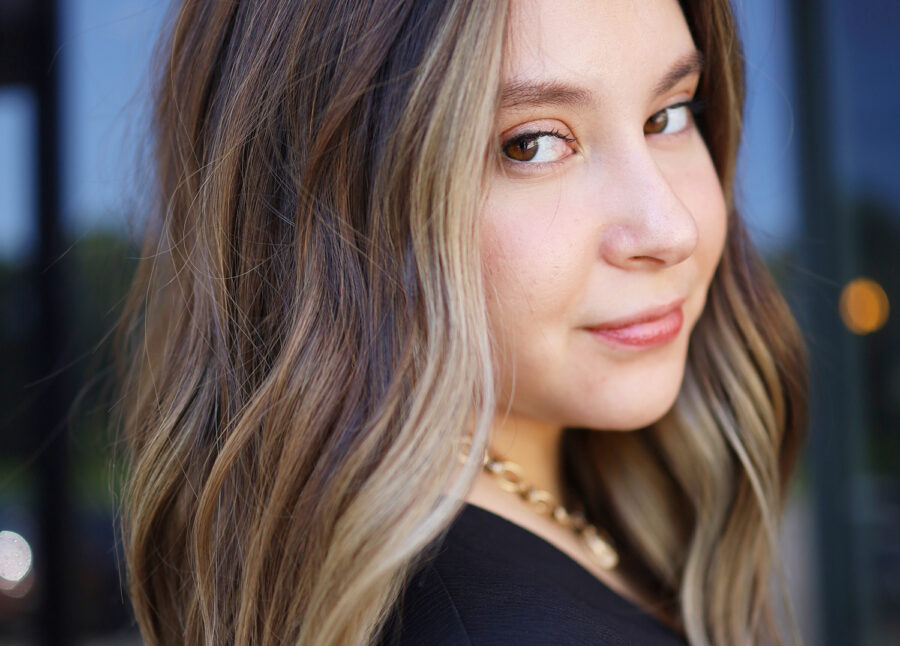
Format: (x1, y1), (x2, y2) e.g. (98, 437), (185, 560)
(504, 128), (577, 157)
(499, 98), (706, 171)
(649, 98), (706, 135)
(509, 128), (575, 146)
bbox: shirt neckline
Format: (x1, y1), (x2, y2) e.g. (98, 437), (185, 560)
(456, 501), (685, 640)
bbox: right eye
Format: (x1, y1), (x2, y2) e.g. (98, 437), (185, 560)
(501, 130), (576, 164)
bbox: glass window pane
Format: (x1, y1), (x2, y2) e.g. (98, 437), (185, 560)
(0, 88), (36, 264)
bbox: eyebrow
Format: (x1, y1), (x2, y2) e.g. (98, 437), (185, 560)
(652, 49), (705, 97)
(499, 81), (593, 110)
(499, 49), (705, 110)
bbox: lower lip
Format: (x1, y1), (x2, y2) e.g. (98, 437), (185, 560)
(587, 308), (684, 348)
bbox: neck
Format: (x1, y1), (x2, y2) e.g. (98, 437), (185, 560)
(487, 413), (565, 503)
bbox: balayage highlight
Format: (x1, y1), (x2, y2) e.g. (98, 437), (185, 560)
(560, 3), (808, 645)
(115, 1), (808, 645)
(116, 1), (504, 644)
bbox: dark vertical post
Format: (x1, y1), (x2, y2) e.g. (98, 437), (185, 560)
(789, 0), (865, 644)
(33, 0), (69, 643)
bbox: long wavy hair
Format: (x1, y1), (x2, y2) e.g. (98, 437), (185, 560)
(114, 1), (808, 645)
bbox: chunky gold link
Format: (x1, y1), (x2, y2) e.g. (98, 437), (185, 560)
(493, 460), (527, 493)
(552, 505), (572, 527)
(482, 452), (619, 571)
(581, 525), (619, 569)
(522, 487), (555, 515)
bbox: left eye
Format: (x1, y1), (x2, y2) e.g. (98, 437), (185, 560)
(644, 102), (693, 135)
(501, 131), (575, 163)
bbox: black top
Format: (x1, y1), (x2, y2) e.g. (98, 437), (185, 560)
(377, 503), (688, 645)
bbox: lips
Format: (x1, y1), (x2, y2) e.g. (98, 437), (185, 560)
(585, 299), (685, 348)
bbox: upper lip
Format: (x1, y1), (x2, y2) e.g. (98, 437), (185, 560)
(585, 298), (686, 331)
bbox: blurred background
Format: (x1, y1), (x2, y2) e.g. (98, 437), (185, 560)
(0, 0), (897, 644)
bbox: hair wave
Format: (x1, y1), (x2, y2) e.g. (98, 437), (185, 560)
(562, 3), (808, 644)
(115, 1), (808, 645)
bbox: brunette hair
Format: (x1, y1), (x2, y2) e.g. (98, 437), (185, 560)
(561, 4), (808, 645)
(114, 1), (807, 645)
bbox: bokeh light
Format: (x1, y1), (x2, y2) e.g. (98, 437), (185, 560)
(840, 277), (890, 335)
(0, 530), (33, 598)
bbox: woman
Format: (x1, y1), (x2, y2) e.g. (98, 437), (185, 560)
(115, 0), (808, 644)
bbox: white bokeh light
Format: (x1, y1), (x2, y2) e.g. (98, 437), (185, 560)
(0, 530), (33, 587)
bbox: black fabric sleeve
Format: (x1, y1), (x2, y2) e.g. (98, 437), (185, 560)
(376, 562), (473, 646)
(373, 505), (689, 646)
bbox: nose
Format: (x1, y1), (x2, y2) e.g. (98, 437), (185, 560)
(598, 149), (699, 270)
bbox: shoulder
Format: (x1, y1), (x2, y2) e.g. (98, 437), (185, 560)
(376, 504), (574, 646)
(376, 560), (473, 646)
(375, 504), (690, 646)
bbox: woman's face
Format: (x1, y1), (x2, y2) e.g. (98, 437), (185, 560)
(482, 0), (727, 431)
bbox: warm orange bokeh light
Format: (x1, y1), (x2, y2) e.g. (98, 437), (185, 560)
(839, 278), (889, 335)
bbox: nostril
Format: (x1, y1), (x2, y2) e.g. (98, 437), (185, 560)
(630, 255), (666, 263)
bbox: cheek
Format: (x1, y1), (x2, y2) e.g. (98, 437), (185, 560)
(675, 149), (728, 283)
(479, 184), (592, 407)
(480, 186), (587, 325)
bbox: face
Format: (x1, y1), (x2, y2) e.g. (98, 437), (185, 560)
(481, 0), (727, 431)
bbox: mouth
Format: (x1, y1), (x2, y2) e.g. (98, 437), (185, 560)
(584, 299), (685, 349)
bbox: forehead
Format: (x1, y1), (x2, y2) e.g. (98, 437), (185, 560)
(504, 0), (696, 98)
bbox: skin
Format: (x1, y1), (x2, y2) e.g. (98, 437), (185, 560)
(465, 0), (727, 612)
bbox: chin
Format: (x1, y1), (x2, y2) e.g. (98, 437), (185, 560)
(567, 368), (686, 432)
(588, 401), (676, 432)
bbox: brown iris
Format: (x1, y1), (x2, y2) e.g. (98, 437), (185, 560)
(503, 135), (539, 162)
(644, 109), (668, 135)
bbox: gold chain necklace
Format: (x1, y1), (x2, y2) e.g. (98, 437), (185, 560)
(480, 451), (619, 571)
